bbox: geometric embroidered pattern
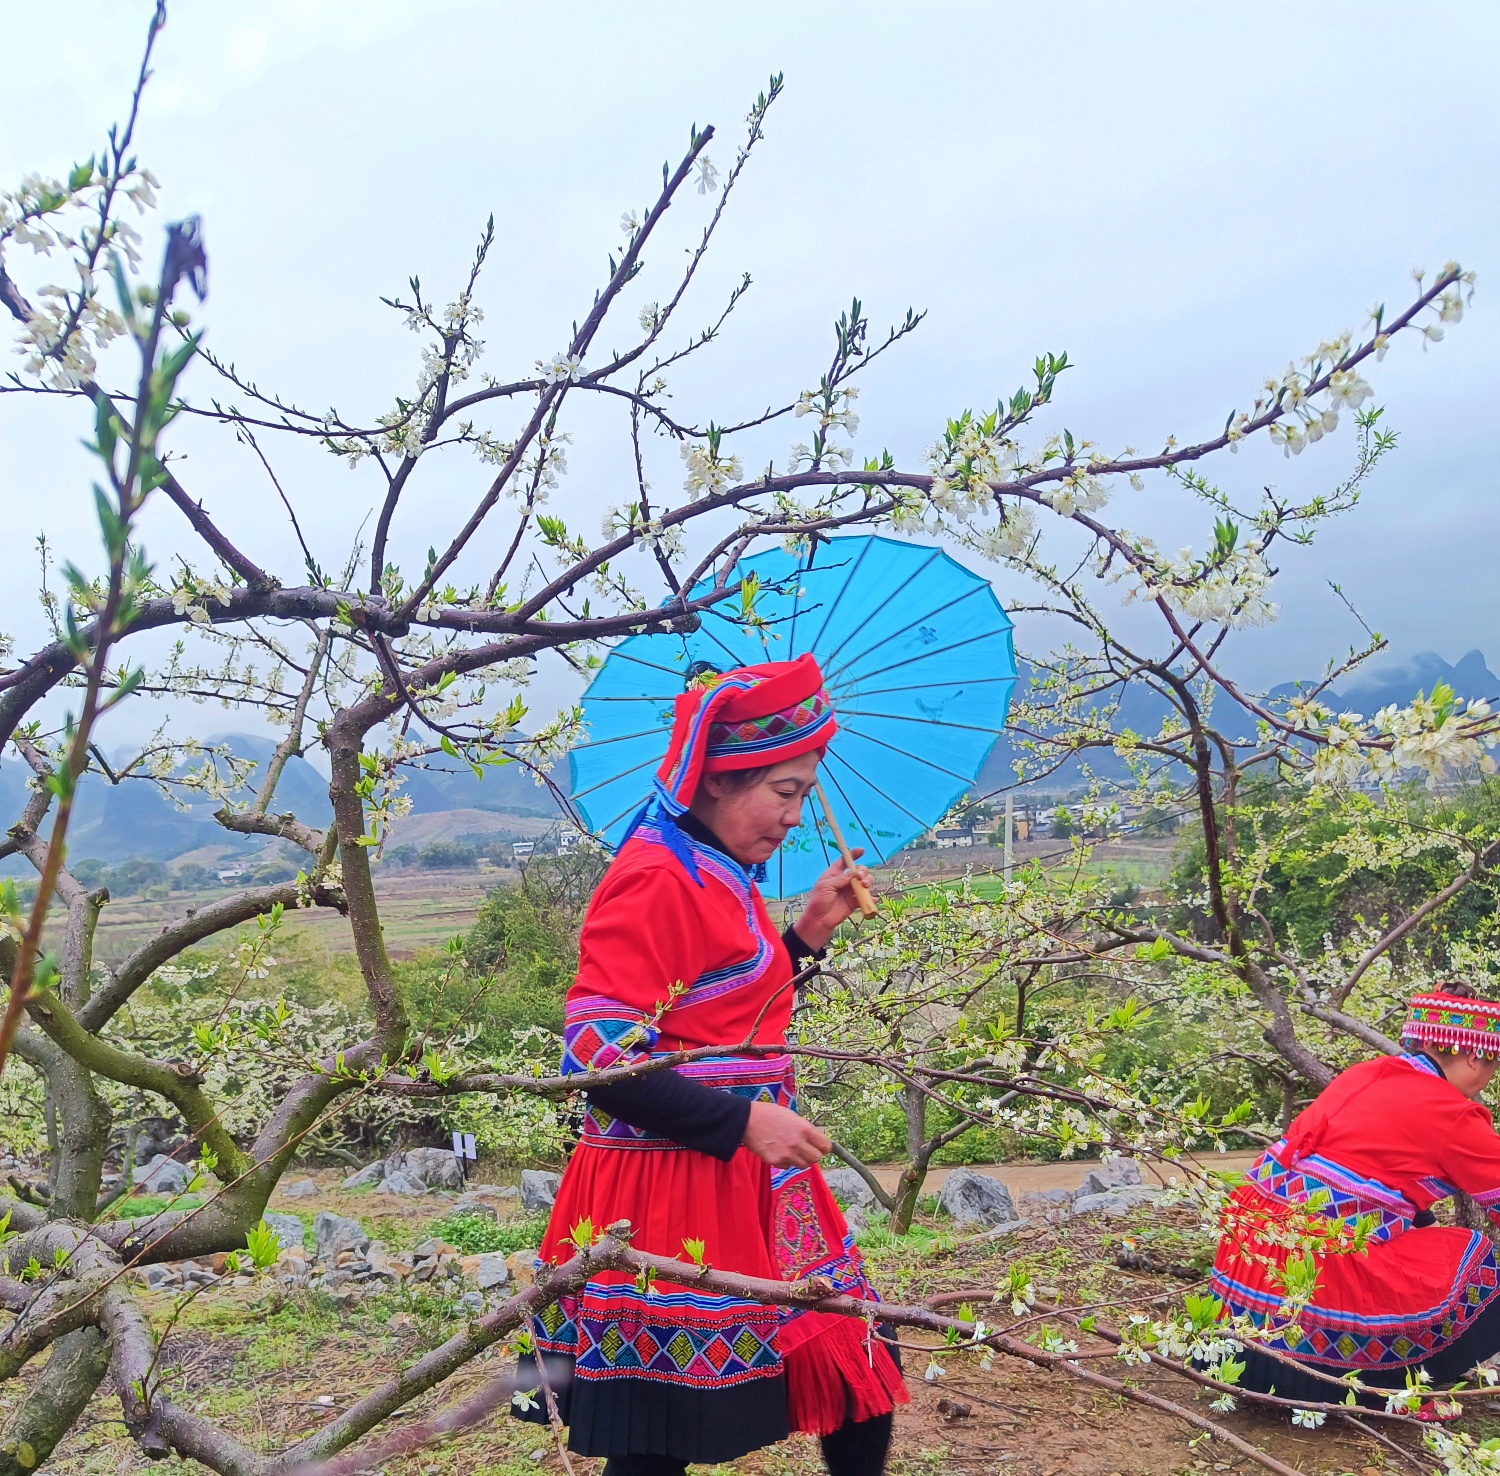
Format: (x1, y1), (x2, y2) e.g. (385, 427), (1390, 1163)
(1243, 1141), (1418, 1244)
(534, 1283), (782, 1388)
(706, 691), (834, 760)
(770, 1166), (883, 1337)
(562, 1000), (659, 1077)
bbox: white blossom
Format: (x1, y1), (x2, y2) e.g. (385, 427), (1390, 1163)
(680, 440), (742, 497)
(1326, 368), (1373, 409)
(538, 352), (584, 384)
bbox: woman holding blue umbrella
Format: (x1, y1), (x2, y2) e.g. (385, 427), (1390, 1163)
(519, 653), (908, 1475)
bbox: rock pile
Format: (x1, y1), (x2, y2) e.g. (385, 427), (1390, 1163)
(338, 1152), (521, 1198)
(136, 1205), (533, 1311)
(933, 1159), (1161, 1236)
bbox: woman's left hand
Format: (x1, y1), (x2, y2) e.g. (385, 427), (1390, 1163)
(793, 849), (874, 952)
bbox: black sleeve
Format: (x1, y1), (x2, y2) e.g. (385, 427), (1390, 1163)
(586, 929), (823, 1160)
(586, 1070), (752, 1162)
(782, 924), (826, 972)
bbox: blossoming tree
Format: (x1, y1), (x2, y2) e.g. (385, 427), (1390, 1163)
(0, 6), (1492, 1473)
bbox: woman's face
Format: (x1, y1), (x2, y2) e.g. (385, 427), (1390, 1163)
(694, 751), (821, 865)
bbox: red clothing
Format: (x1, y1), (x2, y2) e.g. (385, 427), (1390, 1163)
(1212, 1053), (1500, 1369)
(529, 813), (906, 1462)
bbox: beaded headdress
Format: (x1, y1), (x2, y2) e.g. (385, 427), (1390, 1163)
(1402, 989), (1500, 1060)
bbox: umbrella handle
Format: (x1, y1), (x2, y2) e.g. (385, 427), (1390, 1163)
(813, 781), (878, 920)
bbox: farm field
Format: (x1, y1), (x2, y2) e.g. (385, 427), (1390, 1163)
(79, 832), (1179, 967)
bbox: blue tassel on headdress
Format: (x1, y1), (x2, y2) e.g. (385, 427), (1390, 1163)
(617, 779), (704, 885)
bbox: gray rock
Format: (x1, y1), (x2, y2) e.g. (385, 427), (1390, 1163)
(937, 1168), (1017, 1228)
(822, 1168), (877, 1210)
(476, 1252), (512, 1290)
(1019, 1188), (1076, 1224)
(376, 1169), (427, 1196)
(263, 1212), (305, 1253)
(281, 1177), (318, 1199)
(136, 1154), (190, 1196)
(341, 1160), (385, 1190)
(520, 1169), (561, 1214)
(843, 1204), (868, 1236)
(467, 1183), (518, 1199)
(144, 1264), (176, 1289)
(1074, 1159), (1144, 1200)
(314, 1210), (370, 1263)
(132, 1117), (185, 1165)
(388, 1147), (465, 1191)
(459, 1290), (485, 1313)
(452, 1196), (498, 1221)
(1072, 1186), (1161, 1216)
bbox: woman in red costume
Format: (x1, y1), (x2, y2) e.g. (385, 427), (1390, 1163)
(518, 655), (908, 1474)
(1212, 986), (1500, 1408)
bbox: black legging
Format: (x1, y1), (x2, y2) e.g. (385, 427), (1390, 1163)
(600, 1412), (894, 1476)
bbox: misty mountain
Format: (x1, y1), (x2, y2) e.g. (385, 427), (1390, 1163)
(973, 648), (1500, 796)
(3, 649), (1492, 865)
(0, 731), (567, 870)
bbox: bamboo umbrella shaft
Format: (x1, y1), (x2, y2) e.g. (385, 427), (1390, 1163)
(813, 781), (878, 919)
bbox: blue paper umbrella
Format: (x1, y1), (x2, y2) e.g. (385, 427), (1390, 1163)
(568, 534), (1017, 897)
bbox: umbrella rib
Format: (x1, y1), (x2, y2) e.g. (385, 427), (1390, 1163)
(594, 790), (654, 836)
(581, 693), (682, 703)
(572, 725), (673, 749)
(817, 546), (946, 676)
(843, 675), (1015, 698)
(819, 765), (894, 866)
(837, 708), (1013, 736)
(834, 628), (1007, 687)
(606, 647), (696, 678)
(836, 722), (979, 784)
(824, 583), (993, 687)
(819, 747), (932, 848)
(570, 750), (662, 801)
(695, 612), (756, 671)
(800, 537), (875, 658)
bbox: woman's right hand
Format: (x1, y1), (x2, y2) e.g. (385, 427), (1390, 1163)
(742, 1101), (831, 1168)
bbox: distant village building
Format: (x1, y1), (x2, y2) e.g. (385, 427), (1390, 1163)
(933, 826), (974, 849)
(216, 866), (247, 884)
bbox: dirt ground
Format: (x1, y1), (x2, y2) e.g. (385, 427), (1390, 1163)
(16, 1165), (1487, 1476)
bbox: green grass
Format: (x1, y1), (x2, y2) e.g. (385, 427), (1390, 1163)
(102, 1191), (208, 1220)
(429, 1209), (549, 1255)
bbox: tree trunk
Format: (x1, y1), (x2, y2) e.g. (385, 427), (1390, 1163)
(0, 1326), (109, 1476)
(889, 1084), (928, 1235)
(47, 1054), (111, 1223)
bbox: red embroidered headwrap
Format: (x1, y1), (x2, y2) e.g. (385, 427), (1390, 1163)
(1402, 989), (1500, 1059)
(653, 653), (836, 816)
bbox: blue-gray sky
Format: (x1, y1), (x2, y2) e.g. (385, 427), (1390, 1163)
(2, 1), (1497, 743)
